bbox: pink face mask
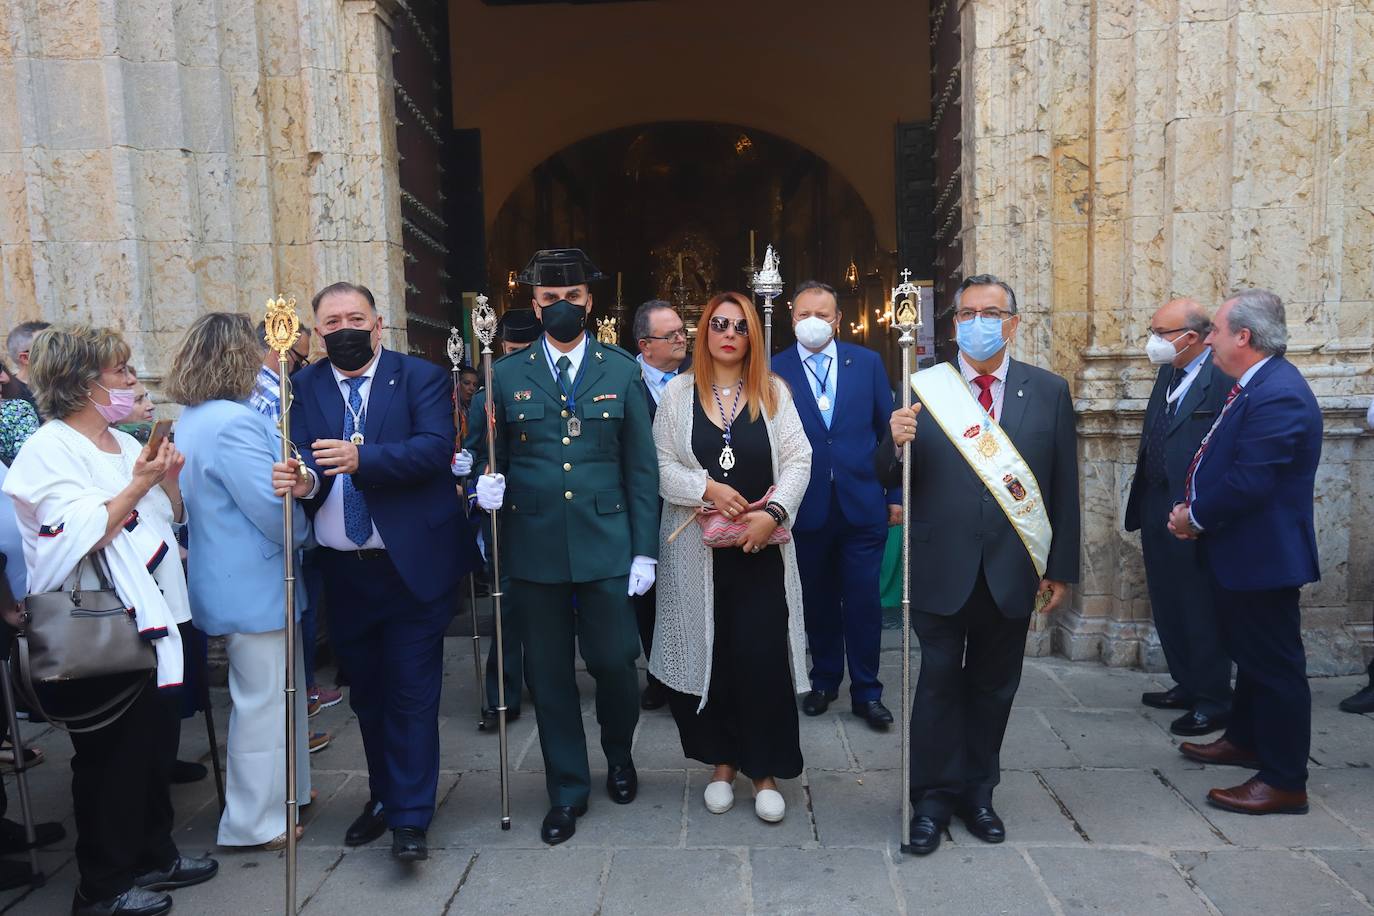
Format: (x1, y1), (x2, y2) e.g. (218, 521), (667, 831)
(90, 383), (137, 424)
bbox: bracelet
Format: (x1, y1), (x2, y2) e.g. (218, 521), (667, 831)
(763, 503), (786, 525)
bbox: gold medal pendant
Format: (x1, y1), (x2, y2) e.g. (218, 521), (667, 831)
(719, 445), (736, 470)
(567, 416), (582, 438)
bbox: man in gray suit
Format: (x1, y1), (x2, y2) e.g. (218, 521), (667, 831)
(879, 274), (1080, 857)
(1125, 298), (1233, 735)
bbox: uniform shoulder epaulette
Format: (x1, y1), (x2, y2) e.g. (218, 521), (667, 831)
(598, 342), (638, 363)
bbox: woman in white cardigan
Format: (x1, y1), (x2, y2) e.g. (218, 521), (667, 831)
(650, 292), (812, 823)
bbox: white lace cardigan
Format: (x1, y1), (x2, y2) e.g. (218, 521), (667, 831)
(648, 372), (813, 710)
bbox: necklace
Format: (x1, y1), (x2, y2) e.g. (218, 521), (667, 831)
(711, 382), (744, 471)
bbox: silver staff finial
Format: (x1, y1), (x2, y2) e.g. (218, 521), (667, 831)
(446, 326), (464, 371)
(473, 293), (497, 352)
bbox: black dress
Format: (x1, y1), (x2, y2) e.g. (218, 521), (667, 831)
(666, 395), (802, 779)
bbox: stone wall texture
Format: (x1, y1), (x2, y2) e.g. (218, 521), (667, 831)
(960, 0), (1374, 671)
(0, 0), (409, 380)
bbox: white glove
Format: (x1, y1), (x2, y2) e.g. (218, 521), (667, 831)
(476, 473), (505, 511)
(451, 449), (473, 477)
(628, 555), (657, 596)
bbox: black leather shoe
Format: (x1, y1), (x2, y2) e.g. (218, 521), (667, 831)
(641, 680), (668, 710)
(801, 689), (838, 716)
(905, 815), (944, 855)
(852, 699), (894, 730)
(607, 763), (638, 804)
(540, 804), (587, 846)
(345, 799), (387, 847)
(1142, 685), (1192, 710)
(1339, 683), (1374, 714)
(1170, 709), (1229, 736)
(391, 827), (428, 862)
(134, 854), (218, 891)
(480, 706), (521, 729)
(959, 805), (1006, 844)
(0, 815), (65, 853)
(71, 888), (172, 916)
(170, 759), (208, 784)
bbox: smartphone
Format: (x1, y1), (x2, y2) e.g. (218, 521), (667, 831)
(145, 419), (173, 455)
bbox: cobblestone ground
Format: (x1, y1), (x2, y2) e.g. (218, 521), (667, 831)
(3, 623), (1373, 915)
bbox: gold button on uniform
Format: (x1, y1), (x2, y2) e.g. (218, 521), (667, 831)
(602, 411), (610, 418)
(561, 410), (569, 418)
(563, 462), (572, 471)
(562, 436), (571, 445)
(564, 491), (573, 500)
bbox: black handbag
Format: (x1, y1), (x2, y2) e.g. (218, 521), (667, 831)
(12, 553), (155, 732)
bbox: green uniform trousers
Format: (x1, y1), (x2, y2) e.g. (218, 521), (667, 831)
(511, 575), (641, 807)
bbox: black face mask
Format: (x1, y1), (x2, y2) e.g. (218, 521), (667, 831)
(323, 327), (375, 372)
(541, 299), (586, 344)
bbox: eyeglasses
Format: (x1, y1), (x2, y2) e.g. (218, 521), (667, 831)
(954, 308), (1013, 323)
(642, 330), (688, 342)
(1148, 326), (1191, 338)
(708, 316), (750, 336)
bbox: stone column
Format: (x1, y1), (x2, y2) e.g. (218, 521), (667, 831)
(0, 0), (407, 380)
(961, 0), (1374, 670)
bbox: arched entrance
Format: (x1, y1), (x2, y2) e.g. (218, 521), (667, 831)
(486, 122), (894, 356)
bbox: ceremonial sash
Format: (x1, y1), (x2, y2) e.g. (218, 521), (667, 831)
(910, 363), (1052, 578)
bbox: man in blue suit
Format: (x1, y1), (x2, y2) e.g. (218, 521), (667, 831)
(772, 281), (899, 729)
(272, 282), (480, 861)
(1167, 288), (1321, 816)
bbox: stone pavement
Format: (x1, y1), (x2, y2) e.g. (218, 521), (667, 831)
(3, 628), (1374, 915)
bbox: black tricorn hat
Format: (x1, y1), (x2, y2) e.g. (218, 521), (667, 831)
(516, 248), (606, 287)
(498, 308), (542, 344)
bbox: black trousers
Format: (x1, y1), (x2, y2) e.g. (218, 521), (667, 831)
(633, 586), (661, 689)
(1138, 481), (1232, 716)
(910, 570), (1031, 820)
(667, 545), (802, 780)
(1213, 579), (1310, 791)
(52, 675), (179, 900)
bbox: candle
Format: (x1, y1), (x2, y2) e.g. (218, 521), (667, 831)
(677, 253), (683, 279)
(749, 230), (755, 265)
(616, 271), (622, 303)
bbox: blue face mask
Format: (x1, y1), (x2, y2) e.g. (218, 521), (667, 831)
(955, 315), (1009, 362)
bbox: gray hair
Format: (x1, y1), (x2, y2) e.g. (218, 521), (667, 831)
(6, 320), (50, 364)
(27, 325), (109, 420)
(952, 274), (1018, 315)
(1225, 288), (1287, 356)
(632, 300), (677, 341)
(1182, 304), (1213, 336)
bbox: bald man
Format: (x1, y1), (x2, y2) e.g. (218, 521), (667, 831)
(1124, 299), (1235, 736)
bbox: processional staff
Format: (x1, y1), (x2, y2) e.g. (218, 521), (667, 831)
(472, 295), (513, 829)
(448, 327), (486, 729)
(262, 295), (303, 914)
(889, 269), (923, 854)
(751, 243), (783, 363)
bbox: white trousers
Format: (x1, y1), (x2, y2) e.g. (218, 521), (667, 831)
(217, 628), (312, 846)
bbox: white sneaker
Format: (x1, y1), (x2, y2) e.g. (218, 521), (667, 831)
(755, 788), (785, 823)
(703, 780), (734, 814)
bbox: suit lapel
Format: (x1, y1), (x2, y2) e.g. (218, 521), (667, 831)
(522, 337), (563, 406)
(363, 349), (400, 442)
(832, 344), (855, 423)
(1167, 353), (1214, 435)
(998, 358), (1033, 439)
(779, 350), (825, 428)
(311, 362), (346, 440)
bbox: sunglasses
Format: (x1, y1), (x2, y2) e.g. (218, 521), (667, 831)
(708, 316), (750, 336)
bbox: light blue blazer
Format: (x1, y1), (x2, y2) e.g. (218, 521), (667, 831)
(177, 399), (308, 636)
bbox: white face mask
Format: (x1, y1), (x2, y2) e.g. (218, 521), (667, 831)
(1145, 332), (1188, 365)
(794, 315), (836, 350)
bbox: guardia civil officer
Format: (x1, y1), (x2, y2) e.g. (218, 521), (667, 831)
(475, 250), (659, 845)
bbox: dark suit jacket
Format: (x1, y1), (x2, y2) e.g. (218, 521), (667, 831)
(773, 342), (899, 532)
(637, 354), (691, 422)
(290, 349), (479, 603)
(1190, 356), (1321, 591)
(1124, 352), (1232, 530)
(876, 358), (1080, 618)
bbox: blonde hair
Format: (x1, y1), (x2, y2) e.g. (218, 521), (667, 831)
(28, 325), (119, 420)
(165, 313), (260, 406)
(692, 292), (779, 420)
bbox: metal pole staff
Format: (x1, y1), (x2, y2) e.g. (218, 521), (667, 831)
(890, 270), (922, 854)
(448, 327), (486, 729)
(263, 295), (301, 913)
(751, 244), (783, 364)
(472, 295), (512, 829)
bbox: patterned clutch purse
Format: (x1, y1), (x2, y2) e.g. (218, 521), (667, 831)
(691, 485), (791, 549)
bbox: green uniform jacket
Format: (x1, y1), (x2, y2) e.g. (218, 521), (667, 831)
(490, 335), (659, 583)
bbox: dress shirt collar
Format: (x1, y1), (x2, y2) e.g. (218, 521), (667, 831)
(542, 334), (588, 381)
(1181, 347), (1210, 375)
(1238, 354), (1273, 388)
(957, 349), (1009, 384)
(328, 347), (382, 388)
(796, 339), (838, 370)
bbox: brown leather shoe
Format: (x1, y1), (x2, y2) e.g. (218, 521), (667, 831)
(1178, 738), (1260, 769)
(1207, 777), (1308, 815)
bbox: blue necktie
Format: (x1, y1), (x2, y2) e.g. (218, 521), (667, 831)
(342, 377), (372, 547)
(808, 353), (834, 428)
(661, 371), (674, 385)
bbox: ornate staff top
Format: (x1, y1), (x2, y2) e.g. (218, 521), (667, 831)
(262, 295), (301, 355)
(891, 268), (923, 336)
(446, 326), (464, 372)
(595, 316), (619, 345)
(473, 294), (498, 353)
(751, 244), (783, 298)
